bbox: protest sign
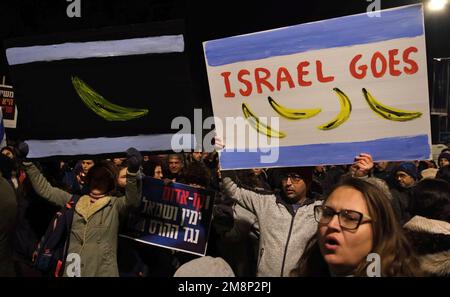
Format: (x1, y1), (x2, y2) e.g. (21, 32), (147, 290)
(5, 20), (197, 158)
(204, 4), (431, 169)
(121, 177), (216, 256)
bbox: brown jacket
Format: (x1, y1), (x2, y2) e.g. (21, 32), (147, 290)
(24, 162), (141, 277)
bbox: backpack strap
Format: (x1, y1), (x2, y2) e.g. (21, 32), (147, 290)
(55, 194), (80, 277)
(65, 194), (81, 210)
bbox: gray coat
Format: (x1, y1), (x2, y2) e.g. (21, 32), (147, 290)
(24, 162), (141, 277)
(222, 177), (321, 277)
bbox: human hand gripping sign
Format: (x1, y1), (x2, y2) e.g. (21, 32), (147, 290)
(351, 153), (374, 177)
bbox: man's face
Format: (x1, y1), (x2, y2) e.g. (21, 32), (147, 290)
(112, 158), (126, 166)
(440, 158), (449, 168)
(252, 168), (264, 176)
(395, 171), (415, 188)
(192, 152), (203, 162)
(281, 173), (307, 203)
(81, 160), (95, 174)
(168, 157), (183, 174)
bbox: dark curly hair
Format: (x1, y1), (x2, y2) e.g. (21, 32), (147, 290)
(410, 178), (450, 222)
(183, 162), (210, 189)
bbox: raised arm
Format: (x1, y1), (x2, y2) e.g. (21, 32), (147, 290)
(115, 148), (143, 214)
(23, 162), (72, 207)
(221, 174), (270, 215)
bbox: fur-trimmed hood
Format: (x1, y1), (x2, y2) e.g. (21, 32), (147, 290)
(404, 216), (450, 276)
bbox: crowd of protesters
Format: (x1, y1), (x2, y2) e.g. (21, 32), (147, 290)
(1, 141), (450, 277)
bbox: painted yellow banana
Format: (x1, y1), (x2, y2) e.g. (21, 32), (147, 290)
(242, 103), (286, 138)
(268, 96), (321, 120)
(71, 76), (149, 121)
(362, 88), (422, 121)
(318, 88), (352, 130)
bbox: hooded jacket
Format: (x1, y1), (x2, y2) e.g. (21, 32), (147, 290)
(222, 177), (321, 277)
(24, 162), (141, 277)
(404, 215), (450, 277)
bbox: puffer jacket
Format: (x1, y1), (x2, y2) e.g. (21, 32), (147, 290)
(404, 215), (450, 277)
(222, 177), (321, 277)
(24, 162), (141, 277)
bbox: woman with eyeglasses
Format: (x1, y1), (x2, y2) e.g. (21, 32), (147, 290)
(292, 177), (422, 277)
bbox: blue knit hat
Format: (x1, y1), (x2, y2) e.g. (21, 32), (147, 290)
(395, 162), (418, 180)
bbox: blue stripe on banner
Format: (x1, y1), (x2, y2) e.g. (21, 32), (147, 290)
(219, 135), (430, 170)
(205, 5), (423, 66)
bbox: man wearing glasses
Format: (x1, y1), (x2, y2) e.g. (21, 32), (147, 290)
(221, 167), (322, 277)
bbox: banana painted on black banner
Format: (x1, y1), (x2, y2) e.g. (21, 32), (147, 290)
(72, 76), (149, 121)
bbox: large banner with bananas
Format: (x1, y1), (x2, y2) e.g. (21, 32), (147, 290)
(204, 4), (432, 170)
(5, 20), (198, 158)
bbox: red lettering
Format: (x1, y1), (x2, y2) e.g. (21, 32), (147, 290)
(316, 60), (335, 83)
(180, 190), (189, 206)
(162, 186), (172, 201)
(403, 46), (419, 75)
(349, 54), (367, 79)
(371, 51), (387, 78)
(276, 67), (295, 91)
(388, 49), (401, 76)
(238, 69), (252, 96)
(254, 68), (274, 94)
(297, 61), (312, 86)
(220, 72), (235, 98)
(193, 193), (205, 211)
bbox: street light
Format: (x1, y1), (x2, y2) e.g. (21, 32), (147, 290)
(428, 0), (448, 11)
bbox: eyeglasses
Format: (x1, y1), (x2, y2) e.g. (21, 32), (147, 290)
(314, 205), (372, 230)
(281, 174), (303, 183)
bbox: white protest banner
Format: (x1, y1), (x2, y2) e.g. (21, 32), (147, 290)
(204, 4), (431, 170)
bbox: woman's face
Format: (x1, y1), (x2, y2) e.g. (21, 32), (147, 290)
(117, 167), (127, 188)
(154, 165), (163, 179)
(81, 160), (95, 174)
(318, 186), (373, 276)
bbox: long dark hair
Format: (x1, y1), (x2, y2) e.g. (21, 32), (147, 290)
(292, 177), (421, 277)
